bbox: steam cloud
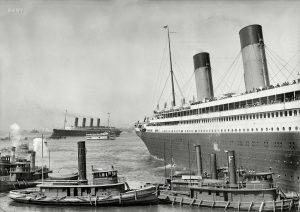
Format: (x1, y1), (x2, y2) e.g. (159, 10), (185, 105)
(10, 123), (21, 147)
(213, 143), (220, 152)
(33, 137), (49, 157)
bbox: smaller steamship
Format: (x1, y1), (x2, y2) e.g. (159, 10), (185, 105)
(51, 115), (122, 138)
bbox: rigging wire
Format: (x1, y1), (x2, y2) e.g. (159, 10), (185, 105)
(214, 51), (242, 93)
(224, 52), (243, 92)
(265, 48), (289, 81)
(173, 74), (185, 99)
(222, 51), (243, 93)
(151, 40), (168, 106)
(226, 56), (243, 93)
(264, 45), (298, 81)
(265, 44), (295, 70)
(157, 72), (171, 105)
(265, 54), (282, 84)
(181, 71), (196, 100)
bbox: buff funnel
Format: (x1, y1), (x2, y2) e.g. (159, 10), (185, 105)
(239, 24), (270, 92)
(90, 118), (93, 127)
(193, 52), (214, 101)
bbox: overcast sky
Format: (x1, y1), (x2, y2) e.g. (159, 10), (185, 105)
(0, 0), (299, 131)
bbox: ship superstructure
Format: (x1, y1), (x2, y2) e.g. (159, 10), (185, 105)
(135, 24), (300, 194)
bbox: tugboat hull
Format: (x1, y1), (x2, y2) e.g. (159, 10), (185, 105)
(9, 186), (158, 206)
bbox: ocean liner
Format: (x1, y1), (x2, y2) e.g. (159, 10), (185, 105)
(135, 25), (300, 194)
(51, 116), (122, 138)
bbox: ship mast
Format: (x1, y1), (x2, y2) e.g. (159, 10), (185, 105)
(107, 112), (110, 129)
(63, 109), (67, 129)
(41, 133), (44, 184)
(164, 25), (176, 107)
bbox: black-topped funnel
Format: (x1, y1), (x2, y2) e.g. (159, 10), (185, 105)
(239, 24), (270, 91)
(193, 52), (214, 101)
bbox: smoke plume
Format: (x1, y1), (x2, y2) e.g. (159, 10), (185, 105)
(10, 123), (21, 147)
(33, 137), (49, 157)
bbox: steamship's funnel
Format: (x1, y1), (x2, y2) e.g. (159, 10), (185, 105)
(97, 118), (100, 127)
(82, 118), (86, 128)
(74, 117), (79, 127)
(193, 52), (214, 101)
(239, 24), (270, 92)
(90, 118), (93, 127)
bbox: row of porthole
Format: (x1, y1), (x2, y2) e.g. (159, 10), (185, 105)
(277, 174), (300, 181)
(224, 140), (296, 149)
(158, 126), (299, 133)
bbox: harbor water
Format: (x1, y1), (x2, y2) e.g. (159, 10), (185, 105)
(0, 132), (211, 212)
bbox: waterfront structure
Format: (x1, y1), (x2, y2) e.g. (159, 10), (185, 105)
(135, 24), (300, 193)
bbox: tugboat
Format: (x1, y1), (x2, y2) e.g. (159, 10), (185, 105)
(158, 146), (294, 211)
(9, 141), (158, 206)
(0, 148), (52, 192)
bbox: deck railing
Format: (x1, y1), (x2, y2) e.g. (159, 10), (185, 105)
(187, 182), (277, 190)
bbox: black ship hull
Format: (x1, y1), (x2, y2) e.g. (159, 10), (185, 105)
(51, 128), (122, 138)
(137, 131), (300, 194)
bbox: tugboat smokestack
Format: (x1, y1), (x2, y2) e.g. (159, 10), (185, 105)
(193, 52), (214, 101)
(82, 118), (86, 128)
(227, 150), (237, 186)
(210, 153), (217, 179)
(97, 118), (100, 127)
(194, 145), (203, 177)
(74, 117), (79, 127)
(239, 24), (270, 92)
(30, 151), (36, 172)
(90, 118), (93, 127)
(78, 141), (87, 181)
